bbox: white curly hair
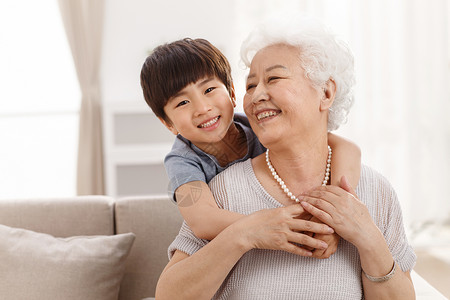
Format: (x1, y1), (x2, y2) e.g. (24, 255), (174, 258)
(240, 16), (355, 131)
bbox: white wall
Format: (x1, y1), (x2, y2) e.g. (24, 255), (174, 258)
(101, 0), (241, 105)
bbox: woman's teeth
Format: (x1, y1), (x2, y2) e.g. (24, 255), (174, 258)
(257, 111), (279, 121)
(198, 116), (219, 128)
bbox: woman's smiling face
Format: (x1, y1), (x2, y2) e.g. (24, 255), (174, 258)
(243, 43), (325, 147)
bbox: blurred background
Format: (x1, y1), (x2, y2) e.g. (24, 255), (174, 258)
(1, 0), (449, 295)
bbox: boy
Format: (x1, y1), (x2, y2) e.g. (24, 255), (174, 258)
(140, 38), (360, 258)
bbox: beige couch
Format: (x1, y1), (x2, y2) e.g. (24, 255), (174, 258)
(0, 195), (182, 300)
(0, 195), (447, 300)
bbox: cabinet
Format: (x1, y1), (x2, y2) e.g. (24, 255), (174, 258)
(103, 101), (174, 197)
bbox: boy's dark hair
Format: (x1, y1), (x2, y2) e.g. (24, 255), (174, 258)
(140, 38), (233, 123)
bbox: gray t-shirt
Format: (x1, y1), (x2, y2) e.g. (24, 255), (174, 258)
(168, 161), (416, 300)
(164, 113), (265, 201)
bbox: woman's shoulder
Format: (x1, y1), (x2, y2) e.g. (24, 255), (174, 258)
(357, 164), (400, 220)
(357, 164), (399, 210)
(210, 158), (253, 185)
(358, 164), (395, 191)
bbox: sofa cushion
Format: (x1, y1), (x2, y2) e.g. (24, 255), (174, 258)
(115, 195), (183, 300)
(0, 224), (135, 300)
(0, 196), (115, 237)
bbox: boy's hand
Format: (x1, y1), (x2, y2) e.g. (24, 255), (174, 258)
(311, 226), (340, 259)
(301, 216), (340, 259)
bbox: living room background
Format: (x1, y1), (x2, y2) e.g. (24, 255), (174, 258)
(1, 0), (449, 247)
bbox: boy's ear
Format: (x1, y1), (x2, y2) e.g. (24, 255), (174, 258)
(230, 82), (237, 108)
(158, 117), (179, 135)
(320, 78), (337, 111)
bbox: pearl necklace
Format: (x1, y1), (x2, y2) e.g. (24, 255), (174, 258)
(265, 145), (332, 203)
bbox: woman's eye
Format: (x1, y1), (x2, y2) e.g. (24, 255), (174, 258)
(205, 87), (215, 94)
(176, 100), (189, 107)
(268, 76), (281, 82)
(246, 84), (256, 91)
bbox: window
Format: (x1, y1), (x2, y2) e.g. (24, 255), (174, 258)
(0, 1), (80, 198)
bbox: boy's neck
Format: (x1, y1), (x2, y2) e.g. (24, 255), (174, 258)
(196, 122), (248, 167)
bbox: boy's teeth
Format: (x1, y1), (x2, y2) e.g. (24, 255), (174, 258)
(257, 111), (279, 121)
(199, 116), (219, 128)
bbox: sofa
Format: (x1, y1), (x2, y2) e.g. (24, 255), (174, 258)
(0, 195), (182, 300)
(0, 195), (447, 300)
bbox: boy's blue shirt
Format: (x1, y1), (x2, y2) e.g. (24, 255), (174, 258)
(164, 112), (266, 201)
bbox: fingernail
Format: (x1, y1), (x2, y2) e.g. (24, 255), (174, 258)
(320, 242), (328, 249)
(327, 227), (334, 234)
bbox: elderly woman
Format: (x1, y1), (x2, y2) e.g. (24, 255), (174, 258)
(156, 17), (416, 300)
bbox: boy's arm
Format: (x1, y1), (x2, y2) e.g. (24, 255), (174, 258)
(308, 133), (361, 258)
(327, 132), (361, 188)
(176, 181), (244, 240)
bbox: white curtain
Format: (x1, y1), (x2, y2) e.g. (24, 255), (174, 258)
(58, 0), (105, 195)
(235, 0), (450, 240)
(339, 0), (450, 240)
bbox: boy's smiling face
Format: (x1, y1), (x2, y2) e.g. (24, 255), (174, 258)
(161, 76), (236, 149)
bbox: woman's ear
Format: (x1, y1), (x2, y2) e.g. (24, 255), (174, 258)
(320, 78), (337, 111)
(158, 117), (179, 135)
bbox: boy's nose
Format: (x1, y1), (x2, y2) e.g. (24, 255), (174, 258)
(194, 100), (212, 115)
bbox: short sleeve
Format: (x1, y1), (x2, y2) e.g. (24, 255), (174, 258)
(362, 167), (416, 272)
(381, 185), (416, 272)
(164, 152), (207, 201)
(168, 221), (208, 259)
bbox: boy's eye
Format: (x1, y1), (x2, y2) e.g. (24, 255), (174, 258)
(205, 87), (215, 94)
(176, 100), (189, 107)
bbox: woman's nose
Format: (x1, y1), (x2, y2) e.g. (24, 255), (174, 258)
(251, 83), (269, 104)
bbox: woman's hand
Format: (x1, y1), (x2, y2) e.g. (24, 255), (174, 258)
(238, 204), (335, 257)
(299, 176), (378, 249)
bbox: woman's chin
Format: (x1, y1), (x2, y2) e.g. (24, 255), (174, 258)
(257, 134), (282, 148)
